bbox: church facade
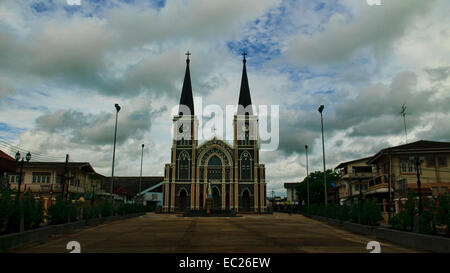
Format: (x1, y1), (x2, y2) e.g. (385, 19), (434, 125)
(162, 53), (266, 213)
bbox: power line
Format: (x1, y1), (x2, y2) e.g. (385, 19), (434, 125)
(0, 138), (66, 161)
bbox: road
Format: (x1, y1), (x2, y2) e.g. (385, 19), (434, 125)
(12, 212), (422, 253)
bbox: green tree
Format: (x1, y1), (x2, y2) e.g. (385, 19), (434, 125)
(295, 169), (341, 205)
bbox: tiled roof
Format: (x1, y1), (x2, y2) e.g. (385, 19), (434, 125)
(368, 140), (450, 164)
(335, 156), (373, 169)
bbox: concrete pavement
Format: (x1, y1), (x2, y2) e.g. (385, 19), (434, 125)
(12, 212), (423, 253)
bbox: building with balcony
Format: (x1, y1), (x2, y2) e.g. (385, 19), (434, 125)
(366, 140), (450, 223)
(6, 161), (106, 209)
(366, 140), (450, 203)
(335, 157), (376, 205)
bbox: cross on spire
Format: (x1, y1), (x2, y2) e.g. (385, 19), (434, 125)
(185, 51), (191, 61)
(242, 51), (247, 61)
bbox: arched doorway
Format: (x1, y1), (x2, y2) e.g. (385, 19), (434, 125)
(199, 191), (204, 209)
(213, 187), (221, 209)
(178, 189), (187, 211)
(225, 192), (230, 209)
(242, 189), (250, 211)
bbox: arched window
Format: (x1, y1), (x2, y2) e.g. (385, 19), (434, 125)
(208, 155), (222, 166)
(178, 151), (190, 180)
(207, 155), (222, 180)
(240, 151), (252, 180)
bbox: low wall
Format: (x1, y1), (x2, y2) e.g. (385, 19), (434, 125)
(304, 214), (450, 253)
(0, 213), (145, 252)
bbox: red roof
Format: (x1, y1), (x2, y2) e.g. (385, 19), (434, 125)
(0, 150), (15, 161)
(0, 150), (17, 172)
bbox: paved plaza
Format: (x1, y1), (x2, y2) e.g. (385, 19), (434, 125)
(13, 213), (422, 253)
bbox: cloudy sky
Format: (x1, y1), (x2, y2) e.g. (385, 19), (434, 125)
(0, 0), (449, 196)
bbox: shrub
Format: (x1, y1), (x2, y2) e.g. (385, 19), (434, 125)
(0, 189), (44, 233)
(360, 201), (383, 226)
(0, 188), (16, 234)
(349, 203), (360, 223)
(97, 200), (114, 217)
(389, 192), (416, 231)
(419, 197), (437, 234)
(436, 194), (450, 236)
(47, 198), (78, 225)
(22, 191), (43, 230)
(336, 204), (350, 221)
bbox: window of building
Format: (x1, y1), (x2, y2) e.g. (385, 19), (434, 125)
(32, 172), (51, 184)
(178, 151), (190, 180)
(438, 156), (447, 167)
(432, 187), (438, 198)
(400, 160), (417, 173)
(9, 173), (23, 183)
(240, 151), (252, 180)
(426, 156), (435, 168)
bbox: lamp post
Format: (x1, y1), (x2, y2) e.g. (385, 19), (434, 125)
(318, 105), (327, 205)
(110, 103), (121, 203)
(15, 151), (31, 195)
(139, 143), (144, 203)
(305, 145), (310, 209)
(15, 151), (31, 232)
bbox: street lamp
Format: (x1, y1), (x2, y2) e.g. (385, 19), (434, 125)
(15, 151), (30, 232)
(318, 105), (327, 205)
(111, 103), (121, 203)
(15, 151), (31, 194)
(305, 145), (310, 209)
(139, 143), (144, 200)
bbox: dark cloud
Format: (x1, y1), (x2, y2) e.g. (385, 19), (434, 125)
(276, 70), (450, 155)
(425, 66), (450, 82)
(284, 0), (437, 66)
(35, 104), (165, 145)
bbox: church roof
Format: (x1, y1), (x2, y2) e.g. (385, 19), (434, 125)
(179, 53), (194, 115)
(237, 55), (253, 115)
(197, 136), (233, 150)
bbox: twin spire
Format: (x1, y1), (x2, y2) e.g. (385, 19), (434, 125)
(178, 51), (195, 115)
(178, 52), (252, 116)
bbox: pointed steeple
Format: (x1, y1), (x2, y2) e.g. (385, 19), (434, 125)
(179, 52), (194, 115)
(237, 52), (253, 115)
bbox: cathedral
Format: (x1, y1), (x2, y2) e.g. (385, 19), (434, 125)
(162, 53), (266, 213)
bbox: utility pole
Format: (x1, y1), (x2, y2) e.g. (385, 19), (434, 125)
(139, 143), (144, 202)
(400, 104), (408, 144)
(305, 145), (310, 209)
(411, 155), (424, 233)
(388, 152), (392, 221)
(61, 154), (69, 200)
(410, 156), (424, 216)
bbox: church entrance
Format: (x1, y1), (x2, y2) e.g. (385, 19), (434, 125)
(213, 187), (221, 209)
(242, 189), (250, 211)
(199, 191), (203, 209)
(179, 189), (187, 211)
